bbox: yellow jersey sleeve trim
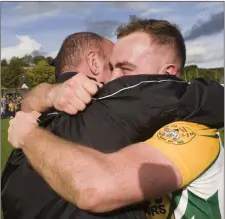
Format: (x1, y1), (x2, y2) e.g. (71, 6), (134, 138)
(145, 121), (220, 187)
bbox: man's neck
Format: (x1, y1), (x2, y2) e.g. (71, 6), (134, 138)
(60, 68), (79, 75)
(57, 72), (77, 83)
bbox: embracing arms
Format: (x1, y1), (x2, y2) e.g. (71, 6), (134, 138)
(21, 83), (55, 113)
(12, 74), (219, 213)
(8, 114), (182, 212)
(21, 74), (101, 114)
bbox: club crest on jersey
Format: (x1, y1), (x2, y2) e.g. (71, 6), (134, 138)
(157, 124), (196, 145)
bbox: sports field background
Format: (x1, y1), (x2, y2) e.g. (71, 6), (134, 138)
(2, 118), (12, 170)
(1, 118), (224, 171)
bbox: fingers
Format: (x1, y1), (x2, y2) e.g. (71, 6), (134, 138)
(53, 90), (83, 115)
(62, 86), (87, 114)
(52, 74), (103, 115)
(67, 82), (91, 105)
(99, 82), (104, 88)
(82, 79), (99, 96)
(7, 111), (39, 148)
(69, 98), (86, 112)
(70, 74), (99, 96)
(93, 80), (104, 89)
(63, 103), (78, 115)
(66, 74), (100, 113)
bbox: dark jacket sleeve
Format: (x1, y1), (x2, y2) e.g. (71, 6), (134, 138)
(49, 78), (187, 153)
(179, 78), (224, 129)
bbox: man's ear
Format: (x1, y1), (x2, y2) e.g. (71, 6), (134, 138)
(159, 64), (177, 76)
(87, 50), (100, 76)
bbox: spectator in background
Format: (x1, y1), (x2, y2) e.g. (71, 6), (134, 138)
(1, 101), (4, 118)
(8, 101), (14, 118)
(1, 93), (23, 119)
(5, 99), (9, 118)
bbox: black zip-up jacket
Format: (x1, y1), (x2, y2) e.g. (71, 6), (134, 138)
(2, 73), (224, 219)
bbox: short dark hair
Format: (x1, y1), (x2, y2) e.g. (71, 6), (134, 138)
(54, 32), (106, 78)
(116, 16), (186, 72)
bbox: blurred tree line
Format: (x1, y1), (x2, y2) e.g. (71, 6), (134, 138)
(1, 55), (224, 89)
(1, 55), (55, 88)
(181, 65), (224, 83)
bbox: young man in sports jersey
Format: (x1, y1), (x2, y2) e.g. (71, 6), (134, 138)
(8, 17), (224, 219)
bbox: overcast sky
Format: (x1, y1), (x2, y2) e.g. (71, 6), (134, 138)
(1, 1), (224, 68)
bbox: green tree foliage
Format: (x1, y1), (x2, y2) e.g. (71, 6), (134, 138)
(183, 65), (224, 83)
(46, 56), (54, 66)
(32, 55), (46, 65)
(1, 59), (8, 67)
(24, 68), (35, 88)
(1, 57), (25, 88)
(26, 60), (55, 87)
(1, 55), (224, 89)
(21, 55), (33, 67)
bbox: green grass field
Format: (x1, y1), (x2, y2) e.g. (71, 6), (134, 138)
(1, 118), (12, 218)
(2, 118), (12, 170)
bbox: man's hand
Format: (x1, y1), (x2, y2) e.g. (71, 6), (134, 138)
(8, 111), (40, 148)
(48, 74), (102, 115)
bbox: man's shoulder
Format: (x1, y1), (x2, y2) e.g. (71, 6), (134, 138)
(95, 74), (187, 99)
(145, 121), (221, 186)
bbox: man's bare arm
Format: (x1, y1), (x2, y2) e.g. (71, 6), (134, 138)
(21, 83), (55, 112)
(20, 125), (182, 213)
(21, 74), (100, 114)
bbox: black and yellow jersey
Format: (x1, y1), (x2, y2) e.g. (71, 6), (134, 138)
(145, 121), (224, 219)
